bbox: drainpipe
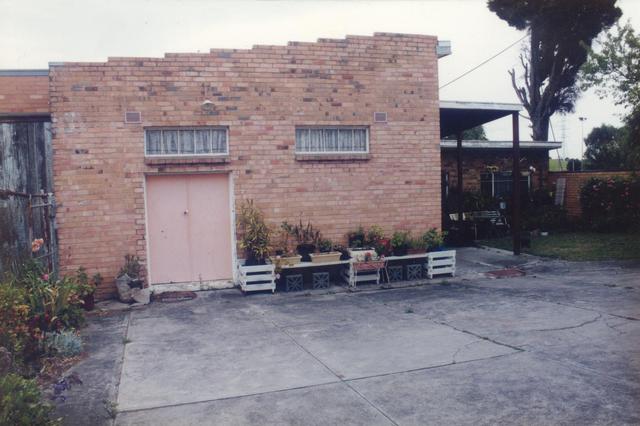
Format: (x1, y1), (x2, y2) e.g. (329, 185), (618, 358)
(457, 132), (464, 228)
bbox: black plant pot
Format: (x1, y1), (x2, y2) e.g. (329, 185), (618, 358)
(393, 246), (408, 256)
(245, 251), (266, 266)
(82, 293), (95, 311)
(296, 244), (316, 262)
(245, 257), (266, 266)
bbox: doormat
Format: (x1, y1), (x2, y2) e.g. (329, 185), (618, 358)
(154, 291), (197, 303)
(485, 268), (525, 279)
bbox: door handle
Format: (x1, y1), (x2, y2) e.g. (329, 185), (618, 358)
(183, 209), (189, 215)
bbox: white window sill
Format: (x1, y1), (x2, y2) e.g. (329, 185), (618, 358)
(144, 155), (230, 165)
(295, 153), (370, 161)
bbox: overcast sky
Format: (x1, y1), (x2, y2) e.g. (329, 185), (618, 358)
(2, 0), (638, 158)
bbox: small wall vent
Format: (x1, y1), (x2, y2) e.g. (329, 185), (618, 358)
(373, 112), (387, 123)
(125, 111), (141, 123)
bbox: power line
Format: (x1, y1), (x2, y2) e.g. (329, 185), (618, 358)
(439, 34), (528, 90)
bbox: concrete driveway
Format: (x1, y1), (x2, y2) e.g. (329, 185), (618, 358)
(55, 248), (640, 425)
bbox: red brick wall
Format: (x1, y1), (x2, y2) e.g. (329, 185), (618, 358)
(441, 149), (550, 193)
(548, 171), (634, 217)
(0, 75), (49, 114)
(50, 33), (441, 299)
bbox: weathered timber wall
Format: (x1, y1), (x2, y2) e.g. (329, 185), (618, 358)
(0, 120), (56, 275)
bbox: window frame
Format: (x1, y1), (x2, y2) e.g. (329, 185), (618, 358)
(144, 126), (229, 158)
(480, 171), (531, 198)
(294, 126), (369, 155)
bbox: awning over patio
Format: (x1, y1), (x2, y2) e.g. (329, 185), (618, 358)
(439, 100), (528, 255)
(440, 140), (561, 151)
(439, 100), (521, 138)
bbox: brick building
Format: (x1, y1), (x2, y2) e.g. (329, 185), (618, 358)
(0, 33), (558, 298)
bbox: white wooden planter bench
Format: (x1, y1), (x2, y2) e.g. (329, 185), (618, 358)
(426, 250), (456, 279)
(344, 260), (385, 288)
(236, 260), (276, 293)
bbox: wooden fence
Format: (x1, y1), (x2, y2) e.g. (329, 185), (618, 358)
(0, 120), (57, 276)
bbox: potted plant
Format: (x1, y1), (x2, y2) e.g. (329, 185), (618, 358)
(80, 271), (102, 311)
(116, 254), (143, 303)
(236, 200), (276, 293)
(347, 226), (366, 249)
(238, 200), (271, 265)
(363, 225), (391, 257)
(282, 220), (321, 262)
(422, 228), (447, 252)
(391, 231), (411, 256)
(310, 238), (342, 263)
(347, 226), (377, 260)
(269, 226), (301, 267)
(335, 244), (351, 261)
(407, 236), (426, 254)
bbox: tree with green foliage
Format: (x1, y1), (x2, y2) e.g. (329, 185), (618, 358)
(583, 124), (629, 170)
(487, 0), (621, 141)
(581, 22), (640, 156)
(443, 125), (488, 140)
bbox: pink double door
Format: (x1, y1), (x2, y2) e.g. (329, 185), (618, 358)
(145, 174), (233, 285)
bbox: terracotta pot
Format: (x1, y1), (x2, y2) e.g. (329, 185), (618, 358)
(407, 248), (426, 255)
(310, 251), (342, 264)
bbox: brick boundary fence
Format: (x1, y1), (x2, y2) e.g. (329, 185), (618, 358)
(548, 171), (636, 217)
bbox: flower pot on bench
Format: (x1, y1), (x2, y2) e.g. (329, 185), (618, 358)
(269, 255), (302, 267)
(310, 251), (342, 264)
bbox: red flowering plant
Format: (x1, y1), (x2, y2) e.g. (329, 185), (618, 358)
(0, 240), (89, 361)
(580, 176), (640, 231)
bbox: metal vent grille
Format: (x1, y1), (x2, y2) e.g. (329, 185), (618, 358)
(373, 112), (387, 123)
(125, 111), (141, 123)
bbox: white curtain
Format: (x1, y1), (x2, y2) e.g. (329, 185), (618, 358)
(195, 129), (210, 153)
(295, 127), (367, 153)
(162, 130), (179, 154)
(146, 130), (162, 155)
(353, 129), (367, 151)
(179, 130), (195, 154)
(212, 129), (227, 153)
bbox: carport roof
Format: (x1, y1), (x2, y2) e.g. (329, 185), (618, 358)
(440, 100), (522, 139)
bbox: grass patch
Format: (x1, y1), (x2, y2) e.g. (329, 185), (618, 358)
(479, 232), (640, 261)
(548, 158), (565, 171)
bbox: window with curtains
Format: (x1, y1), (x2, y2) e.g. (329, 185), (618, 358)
(295, 127), (368, 154)
(144, 127), (228, 156)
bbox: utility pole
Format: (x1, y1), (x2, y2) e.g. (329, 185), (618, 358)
(512, 113), (521, 255)
(579, 116), (587, 166)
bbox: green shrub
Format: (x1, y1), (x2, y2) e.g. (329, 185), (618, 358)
(44, 331), (83, 357)
(522, 204), (570, 231)
(317, 238), (334, 253)
(580, 176), (640, 231)
(364, 225), (385, 247)
(421, 228), (447, 251)
(391, 231), (411, 255)
(347, 226), (366, 248)
(20, 271), (86, 332)
(0, 284), (36, 360)
(238, 201), (272, 262)
(1, 260), (88, 362)
(118, 255), (141, 279)
(0, 373), (58, 425)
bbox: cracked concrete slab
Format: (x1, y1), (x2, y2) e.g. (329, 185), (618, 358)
(117, 309), (338, 411)
(53, 248), (640, 425)
(349, 351), (640, 425)
(279, 312), (517, 380)
(115, 382), (393, 426)
(52, 311), (130, 425)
